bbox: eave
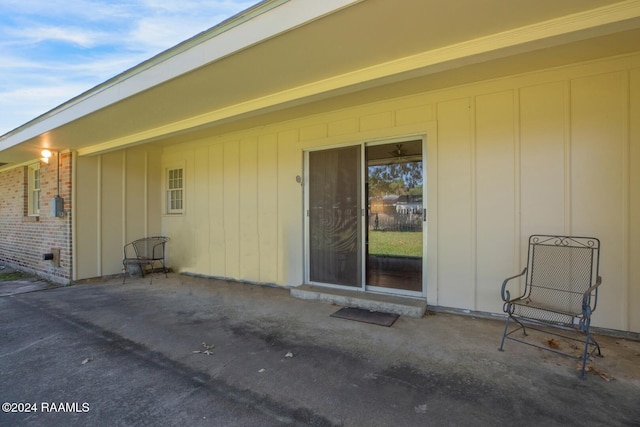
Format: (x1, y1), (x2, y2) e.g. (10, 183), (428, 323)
(1, 0), (640, 169)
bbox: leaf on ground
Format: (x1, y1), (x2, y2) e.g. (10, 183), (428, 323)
(546, 338), (560, 349)
(193, 342), (215, 355)
(584, 364), (613, 382)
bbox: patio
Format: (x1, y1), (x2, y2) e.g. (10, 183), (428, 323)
(1, 271), (639, 425)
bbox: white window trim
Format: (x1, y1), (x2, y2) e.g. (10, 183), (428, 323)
(27, 163), (40, 216)
(164, 163), (185, 215)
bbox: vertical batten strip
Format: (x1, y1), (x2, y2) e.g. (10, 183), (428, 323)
(514, 89), (522, 273)
(144, 151), (148, 238)
(97, 156), (102, 276)
(71, 151), (77, 281)
(470, 96), (478, 311)
(621, 68), (631, 331)
(563, 80), (572, 235)
(122, 151), (127, 247)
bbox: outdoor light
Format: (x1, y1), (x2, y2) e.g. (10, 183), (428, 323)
(40, 149), (52, 164)
(39, 149), (65, 217)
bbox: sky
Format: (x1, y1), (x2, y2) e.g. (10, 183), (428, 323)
(0, 0), (258, 136)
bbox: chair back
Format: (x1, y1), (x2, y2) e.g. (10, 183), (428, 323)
(525, 235), (600, 315)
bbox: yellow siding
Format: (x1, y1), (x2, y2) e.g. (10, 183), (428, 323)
(396, 104), (434, 126)
(224, 141), (240, 279)
(147, 150), (162, 236)
(519, 82), (566, 239)
(475, 90), (516, 314)
(125, 150), (147, 241)
(435, 98), (474, 309)
(276, 130), (303, 286)
(158, 52), (640, 332)
(571, 72), (627, 329)
(100, 152), (124, 275)
(361, 111), (393, 131)
(328, 118), (358, 136)
(75, 148), (161, 279)
(630, 67), (640, 333)
(300, 124), (327, 141)
(239, 137), (260, 282)
(193, 146), (211, 274)
(257, 134), (279, 283)
(75, 156), (99, 279)
(208, 144), (226, 276)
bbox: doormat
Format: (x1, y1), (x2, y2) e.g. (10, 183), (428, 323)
(330, 307), (399, 327)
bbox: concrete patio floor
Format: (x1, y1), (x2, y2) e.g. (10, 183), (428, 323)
(1, 271), (639, 426)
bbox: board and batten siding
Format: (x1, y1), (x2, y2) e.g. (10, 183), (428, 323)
(75, 148), (162, 280)
(156, 52), (639, 332)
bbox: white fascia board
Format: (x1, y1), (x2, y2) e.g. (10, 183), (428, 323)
(0, 0), (361, 151)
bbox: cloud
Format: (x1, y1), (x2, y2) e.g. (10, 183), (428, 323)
(0, 82), (92, 132)
(0, 0), (256, 135)
(129, 12), (240, 52)
(127, 0), (257, 53)
(4, 25), (107, 48)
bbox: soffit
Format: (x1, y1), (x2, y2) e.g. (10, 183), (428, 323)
(141, 27), (640, 147)
(0, 0), (637, 166)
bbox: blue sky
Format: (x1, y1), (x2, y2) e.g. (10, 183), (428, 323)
(0, 0), (257, 136)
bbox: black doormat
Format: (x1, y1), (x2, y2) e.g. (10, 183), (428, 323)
(330, 307), (399, 327)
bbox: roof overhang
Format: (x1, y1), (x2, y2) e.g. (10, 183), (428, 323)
(2, 0), (640, 169)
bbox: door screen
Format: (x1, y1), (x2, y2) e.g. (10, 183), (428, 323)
(308, 146), (362, 287)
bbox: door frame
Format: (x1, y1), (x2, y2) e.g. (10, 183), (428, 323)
(303, 134), (427, 297)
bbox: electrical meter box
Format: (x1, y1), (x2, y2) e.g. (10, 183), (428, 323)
(51, 196), (64, 217)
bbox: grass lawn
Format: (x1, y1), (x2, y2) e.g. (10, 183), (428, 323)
(368, 230), (422, 257)
(0, 271), (26, 281)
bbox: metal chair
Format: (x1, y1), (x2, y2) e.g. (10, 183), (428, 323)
(122, 236), (169, 284)
(499, 235), (602, 379)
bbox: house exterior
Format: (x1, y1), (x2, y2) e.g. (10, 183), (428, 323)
(1, 0), (639, 334)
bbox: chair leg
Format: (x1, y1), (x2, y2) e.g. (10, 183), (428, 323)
(590, 335), (602, 357)
(579, 332), (603, 380)
(580, 338), (590, 380)
(499, 315), (511, 351)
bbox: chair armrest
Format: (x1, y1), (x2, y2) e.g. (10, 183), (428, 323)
(501, 267), (527, 302)
(582, 275), (602, 316)
(123, 242), (135, 260)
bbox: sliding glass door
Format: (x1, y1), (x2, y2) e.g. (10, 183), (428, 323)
(306, 138), (424, 295)
(366, 140), (423, 292)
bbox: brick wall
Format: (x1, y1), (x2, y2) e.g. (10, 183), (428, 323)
(0, 152), (73, 284)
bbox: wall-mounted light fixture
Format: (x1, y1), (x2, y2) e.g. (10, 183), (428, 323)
(41, 149), (52, 164)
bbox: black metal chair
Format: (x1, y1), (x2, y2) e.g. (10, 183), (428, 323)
(122, 236), (169, 284)
(499, 235), (602, 379)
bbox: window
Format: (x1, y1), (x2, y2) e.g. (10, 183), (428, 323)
(166, 167), (184, 214)
(28, 163), (40, 216)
